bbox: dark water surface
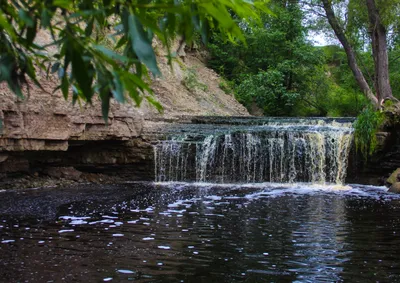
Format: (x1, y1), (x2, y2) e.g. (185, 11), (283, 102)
(0, 182), (400, 282)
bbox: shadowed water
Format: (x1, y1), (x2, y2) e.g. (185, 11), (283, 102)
(0, 182), (400, 282)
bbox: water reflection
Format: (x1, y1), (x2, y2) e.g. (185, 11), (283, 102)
(0, 182), (399, 282)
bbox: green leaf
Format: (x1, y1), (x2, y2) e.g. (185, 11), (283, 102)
(0, 56), (12, 82)
(200, 19), (210, 45)
(135, 62), (143, 78)
(121, 70), (152, 93)
(61, 76), (69, 100)
(120, 73), (142, 105)
(147, 29), (154, 42)
(103, 0), (112, 8)
(18, 9), (34, 27)
(145, 96), (163, 113)
(51, 62), (61, 74)
(111, 71), (125, 103)
(70, 44), (92, 101)
(125, 82), (142, 106)
(128, 12), (161, 76)
(41, 9), (51, 28)
(85, 18), (94, 37)
(92, 45), (131, 64)
(0, 10), (17, 40)
(115, 36), (128, 49)
(25, 56), (43, 89)
(191, 4), (201, 31)
(99, 84), (111, 123)
(101, 94), (110, 124)
(26, 22), (37, 46)
(53, 0), (73, 10)
(199, 2), (245, 42)
(8, 80), (24, 99)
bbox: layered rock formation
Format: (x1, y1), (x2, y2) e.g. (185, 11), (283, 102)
(0, 47), (248, 184)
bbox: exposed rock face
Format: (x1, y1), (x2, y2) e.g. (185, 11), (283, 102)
(0, 90), (144, 152)
(44, 167), (82, 181)
(389, 182), (400, 193)
(145, 53), (249, 117)
(0, 44), (248, 184)
(0, 81), (148, 178)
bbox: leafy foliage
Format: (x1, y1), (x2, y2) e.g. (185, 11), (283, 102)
(235, 70), (299, 116)
(208, 0), (331, 116)
(207, 0), (377, 117)
(0, 0), (269, 120)
(219, 79), (233, 95)
(354, 106), (385, 160)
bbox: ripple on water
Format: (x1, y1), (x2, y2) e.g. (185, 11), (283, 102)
(0, 182), (400, 282)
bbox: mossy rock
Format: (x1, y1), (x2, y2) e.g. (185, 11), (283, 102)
(382, 101), (400, 128)
(387, 168), (400, 185)
(389, 182), (400, 193)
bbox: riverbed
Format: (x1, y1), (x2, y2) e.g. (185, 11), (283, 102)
(0, 182), (399, 282)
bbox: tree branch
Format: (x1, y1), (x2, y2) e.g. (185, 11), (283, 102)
(321, 0), (378, 106)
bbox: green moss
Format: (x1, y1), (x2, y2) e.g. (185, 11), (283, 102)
(383, 99), (394, 107)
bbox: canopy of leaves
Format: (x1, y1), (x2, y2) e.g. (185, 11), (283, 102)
(207, 0), (400, 117)
(208, 0), (331, 116)
(0, 0), (269, 120)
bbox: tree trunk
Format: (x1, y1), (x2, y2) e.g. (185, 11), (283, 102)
(365, 0), (394, 104)
(321, 0), (379, 106)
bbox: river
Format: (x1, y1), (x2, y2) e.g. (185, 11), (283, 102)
(0, 182), (399, 282)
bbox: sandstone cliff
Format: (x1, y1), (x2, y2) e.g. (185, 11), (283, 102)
(0, 42), (248, 182)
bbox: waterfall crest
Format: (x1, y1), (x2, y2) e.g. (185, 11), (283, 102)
(153, 117), (354, 184)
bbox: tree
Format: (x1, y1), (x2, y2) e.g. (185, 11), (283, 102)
(208, 0), (327, 116)
(0, 0), (269, 119)
(319, 0), (397, 107)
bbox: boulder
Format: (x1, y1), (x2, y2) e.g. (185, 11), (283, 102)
(387, 168), (400, 185)
(389, 182), (400, 193)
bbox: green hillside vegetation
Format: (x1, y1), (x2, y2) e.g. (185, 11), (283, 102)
(206, 0), (400, 117)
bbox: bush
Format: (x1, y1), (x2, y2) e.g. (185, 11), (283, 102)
(354, 106), (385, 160)
(219, 80), (234, 95)
(182, 68), (208, 92)
(234, 70), (299, 116)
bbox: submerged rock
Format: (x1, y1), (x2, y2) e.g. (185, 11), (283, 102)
(389, 182), (400, 193)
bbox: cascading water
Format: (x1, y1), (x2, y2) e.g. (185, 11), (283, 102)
(153, 117), (354, 184)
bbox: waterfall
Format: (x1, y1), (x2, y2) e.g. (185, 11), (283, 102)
(153, 118), (354, 184)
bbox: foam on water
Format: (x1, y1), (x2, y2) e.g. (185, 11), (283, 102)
(117, 269), (135, 274)
(58, 229), (74, 233)
(152, 181), (396, 202)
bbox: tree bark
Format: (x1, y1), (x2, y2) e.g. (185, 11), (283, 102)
(365, 0), (394, 104)
(321, 0), (379, 106)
